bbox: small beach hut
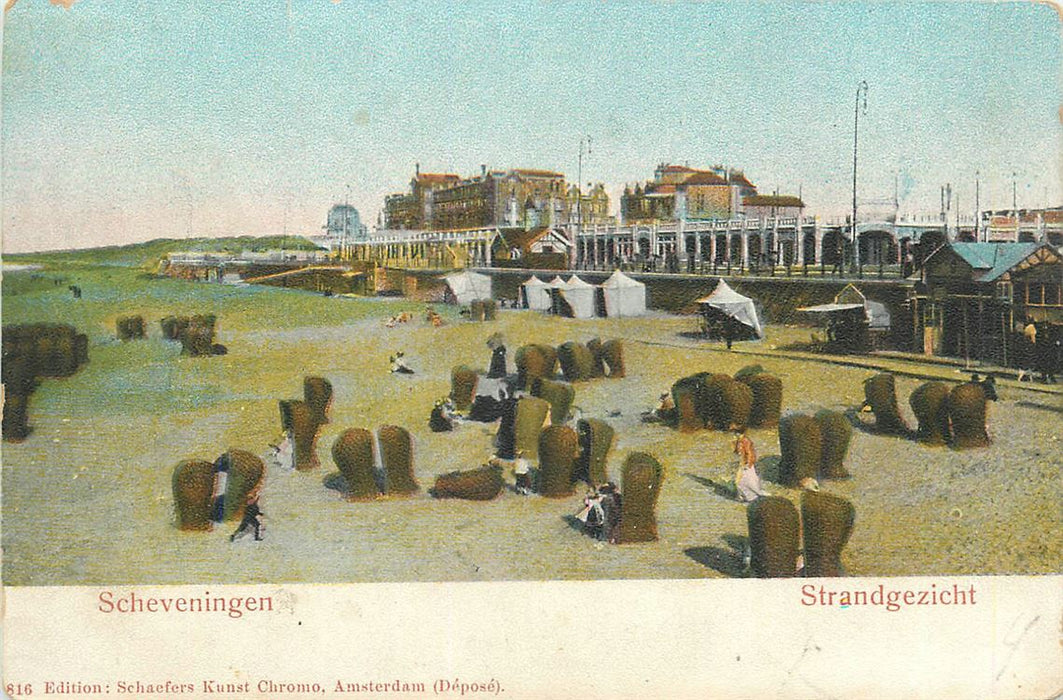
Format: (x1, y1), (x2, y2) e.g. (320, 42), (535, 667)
(797, 284), (889, 353)
(560, 275), (597, 319)
(443, 270), (492, 305)
(599, 270), (647, 317)
(520, 276), (552, 311)
(546, 276), (569, 316)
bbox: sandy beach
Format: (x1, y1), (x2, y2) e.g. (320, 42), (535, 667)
(2, 268), (1060, 585)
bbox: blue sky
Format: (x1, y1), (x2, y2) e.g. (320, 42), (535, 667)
(2, 0), (1060, 252)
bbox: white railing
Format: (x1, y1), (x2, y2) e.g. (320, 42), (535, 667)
(573, 215), (822, 240)
(358, 228), (498, 246)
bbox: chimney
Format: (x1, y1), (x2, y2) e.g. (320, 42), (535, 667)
(415, 162), (420, 177)
(481, 164), (487, 177)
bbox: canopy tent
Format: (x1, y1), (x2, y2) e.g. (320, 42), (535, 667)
(796, 286), (888, 354)
(696, 280), (764, 338)
(520, 276), (552, 311)
(796, 302), (864, 315)
(442, 270), (492, 305)
(599, 270), (647, 317)
(797, 284), (890, 329)
(558, 275), (597, 319)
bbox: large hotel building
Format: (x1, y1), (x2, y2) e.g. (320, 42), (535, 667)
(384, 164), (611, 231)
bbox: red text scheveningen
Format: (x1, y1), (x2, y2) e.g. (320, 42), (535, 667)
(97, 590), (273, 618)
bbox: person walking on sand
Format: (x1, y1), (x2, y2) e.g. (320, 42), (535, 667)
(734, 461), (768, 503)
(230, 494), (264, 542)
(577, 488), (605, 539)
(487, 341), (507, 379)
(733, 429), (767, 502)
(734, 428), (756, 469)
(269, 431), (294, 471)
(513, 450), (532, 495)
(599, 482), (622, 544)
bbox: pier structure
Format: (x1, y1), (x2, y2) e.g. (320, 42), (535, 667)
(341, 227), (496, 270)
(575, 216), (951, 276)
(162, 216), (957, 282)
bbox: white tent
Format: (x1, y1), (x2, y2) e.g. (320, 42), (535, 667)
(797, 284), (891, 329)
(560, 275), (597, 319)
(865, 300), (890, 329)
(599, 269), (647, 317)
(520, 276), (551, 311)
(796, 301), (890, 329)
(442, 270), (492, 305)
(696, 280), (763, 338)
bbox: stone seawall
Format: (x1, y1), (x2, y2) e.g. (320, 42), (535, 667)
(165, 257), (914, 348)
(481, 268), (915, 349)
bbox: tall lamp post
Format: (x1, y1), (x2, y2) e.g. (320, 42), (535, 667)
(1011, 171), (1018, 241)
(343, 184), (351, 258)
(852, 80), (868, 277)
(975, 171), (980, 242)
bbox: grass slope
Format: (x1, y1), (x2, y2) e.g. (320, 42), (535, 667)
(4, 235), (323, 269)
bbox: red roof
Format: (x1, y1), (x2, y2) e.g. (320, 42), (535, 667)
(728, 172), (755, 187)
(659, 164), (699, 173)
(417, 173), (460, 183)
(743, 195), (805, 207)
(681, 172), (727, 186)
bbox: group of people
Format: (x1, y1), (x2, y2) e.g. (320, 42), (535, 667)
(384, 312), (413, 328)
(576, 482), (622, 542)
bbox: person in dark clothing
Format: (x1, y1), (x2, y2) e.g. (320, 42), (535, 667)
(230, 496), (264, 542)
(487, 343), (507, 379)
(513, 450), (532, 495)
(493, 391), (519, 459)
(577, 488), (605, 540)
(981, 374), (998, 401)
(599, 482), (622, 544)
(210, 452), (231, 522)
(573, 420), (593, 485)
(429, 400), (454, 432)
(723, 317), (736, 350)
(469, 392), (505, 422)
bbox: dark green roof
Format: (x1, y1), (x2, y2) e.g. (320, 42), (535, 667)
(949, 242), (1042, 281)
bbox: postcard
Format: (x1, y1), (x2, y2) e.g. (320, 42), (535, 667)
(2, 1), (1060, 698)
